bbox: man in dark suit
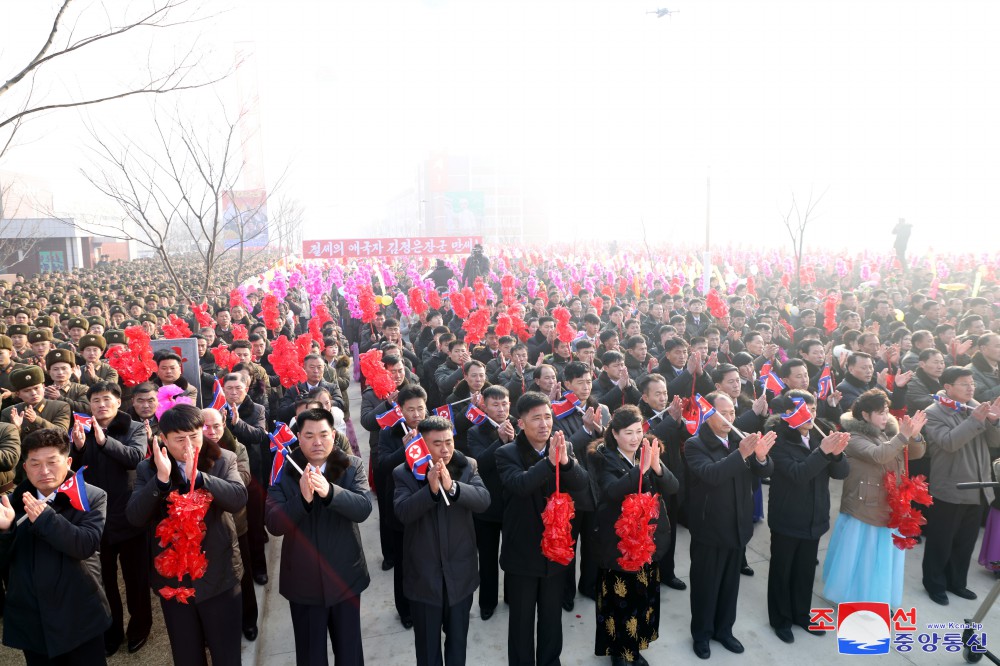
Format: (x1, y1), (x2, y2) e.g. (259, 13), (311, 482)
(276, 353), (345, 423)
(394, 416), (491, 666)
(467, 385), (518, 620)
(0, 428), (111, 664)
(222, 372), (271, 585)
(70, 381), (150, 656)
(685, 392), (775, 660)
(265, 408), (371, 666)
(496, 391), (589, 666)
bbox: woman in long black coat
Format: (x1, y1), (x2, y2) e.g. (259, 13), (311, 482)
(765, 390), (850, 643)
(589, 405), (679, 666)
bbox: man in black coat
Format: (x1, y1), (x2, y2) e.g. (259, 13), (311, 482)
(685, 392), (775, 660)
(0, 428), (111, 664)
(359, 354), (410, 569)
(126, 404), (247, 666)
(70, 381), (150, 656)
(593, 350), (641, 411)
(496, 391), (589, 666)
(222, 372), (271, 585)
(637, 373), (688, 591)
(276, 354), (345, 423)
(265, 408), (371, 666)
(467, 385), (519, 620)
(657, 338), (715, 400)
(378, 385), (430, 629)
(461, 244), (490, 287)
(394, 416), (491, 666)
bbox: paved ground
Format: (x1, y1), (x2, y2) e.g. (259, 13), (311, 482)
(3, 380), (1000, 664)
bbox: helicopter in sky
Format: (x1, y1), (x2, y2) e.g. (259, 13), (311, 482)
(647, 8), (678, 18)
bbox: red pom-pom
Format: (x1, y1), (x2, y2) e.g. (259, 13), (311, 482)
(158, 587), (196, 604)
(682, 397), (700, 436)
(551, 307), (575, 344)
(427, 289), (442, 310)
(463, 308), (492, 345)
(746, 276), (756, 296)
(449, 290), (470, 320)
(162, 314), (193, 340)
(262, 294), (281, 332)
(211, 345), (239, 372)
(230, 288), (248, 310)
(706, 289), (729, 319)
(359, 349), (398, 399)
(501, 274), (516, 306)
(461, 287), (476, 312)
(506, 306), (530, 342)
(358, 282), (379, 324)
(495, 314), (513, 337)
(271, 335), (308, 388)
(473, 277), (488, 307)
(541, 492), (576, 565)
(191, 303), (215, 329)
(823, 295), (839, 334)
(591, 297), (604, 317)
(615, 492), (660, 571)
(106, 326), (157, 387)
(408, 287), (429, 315)
(232, 324), (249, 340)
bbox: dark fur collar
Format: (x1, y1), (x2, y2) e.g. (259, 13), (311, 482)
(514, 430), (550, 469)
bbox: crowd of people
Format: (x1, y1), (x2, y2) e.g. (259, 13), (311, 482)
(0, 243), (999, 665)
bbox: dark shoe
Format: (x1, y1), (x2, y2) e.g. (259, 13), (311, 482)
(611, 657), (629, 666)
(740, 564), (754, 576)
(693, 641), (711, 659)
(381, 559), (395, 571)
(795, 622), (825, 637)
(714, 635), (745, 654)
(401, 616), (414, 629)
(562, 599), (575, 612)
(634, 655), (649, 666)
(105, 637), (122, 658)
(927, 590), (949, 605)
(949, 587), (978, 600)
(775, 626), (794, 644)
(761, 477), (771, 485)
(664, 576), (687, 590)
(126, 636), (148, 653)
(242, 626), (258, 641)
(253, 572), (268, 585)
(481, 607), (495, 621)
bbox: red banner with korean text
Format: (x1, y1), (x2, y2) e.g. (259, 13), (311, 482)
(302, 236), (482, 260)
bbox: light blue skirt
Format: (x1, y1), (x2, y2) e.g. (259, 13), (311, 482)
(822, 513), (905, 608)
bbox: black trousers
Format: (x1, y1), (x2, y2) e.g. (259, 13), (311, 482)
(375, 461), (395, 563)
(658, 494), (680, 581)
(238, 532), (260, 629)
(100, 531), (151, 645)
(289, 596), (364, 666)
(474, 518), (502, 612)
(922, 499), (981, 594)
(767, 532), (820, 629)
(160, 584), (242, 666)
(689, 541), (742, 642)
(246, 477), (268, 576)
(411, 588), (474, 666)
(563, 510), (598, 602)
(506, 572), (564, 666)
(23, 634), (106, 666)
(391, 528), (412, 620)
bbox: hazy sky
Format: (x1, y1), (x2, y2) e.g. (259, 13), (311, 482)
(3, 0), (999, 252)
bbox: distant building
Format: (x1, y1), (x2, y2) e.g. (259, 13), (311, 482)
(0, 171), (135, 274)
(379, 152), (547, 244)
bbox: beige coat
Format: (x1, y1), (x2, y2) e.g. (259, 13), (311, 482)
(838, 413), (926, 527)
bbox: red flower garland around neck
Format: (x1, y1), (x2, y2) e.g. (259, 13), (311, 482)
(154, 449), (213, 604)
